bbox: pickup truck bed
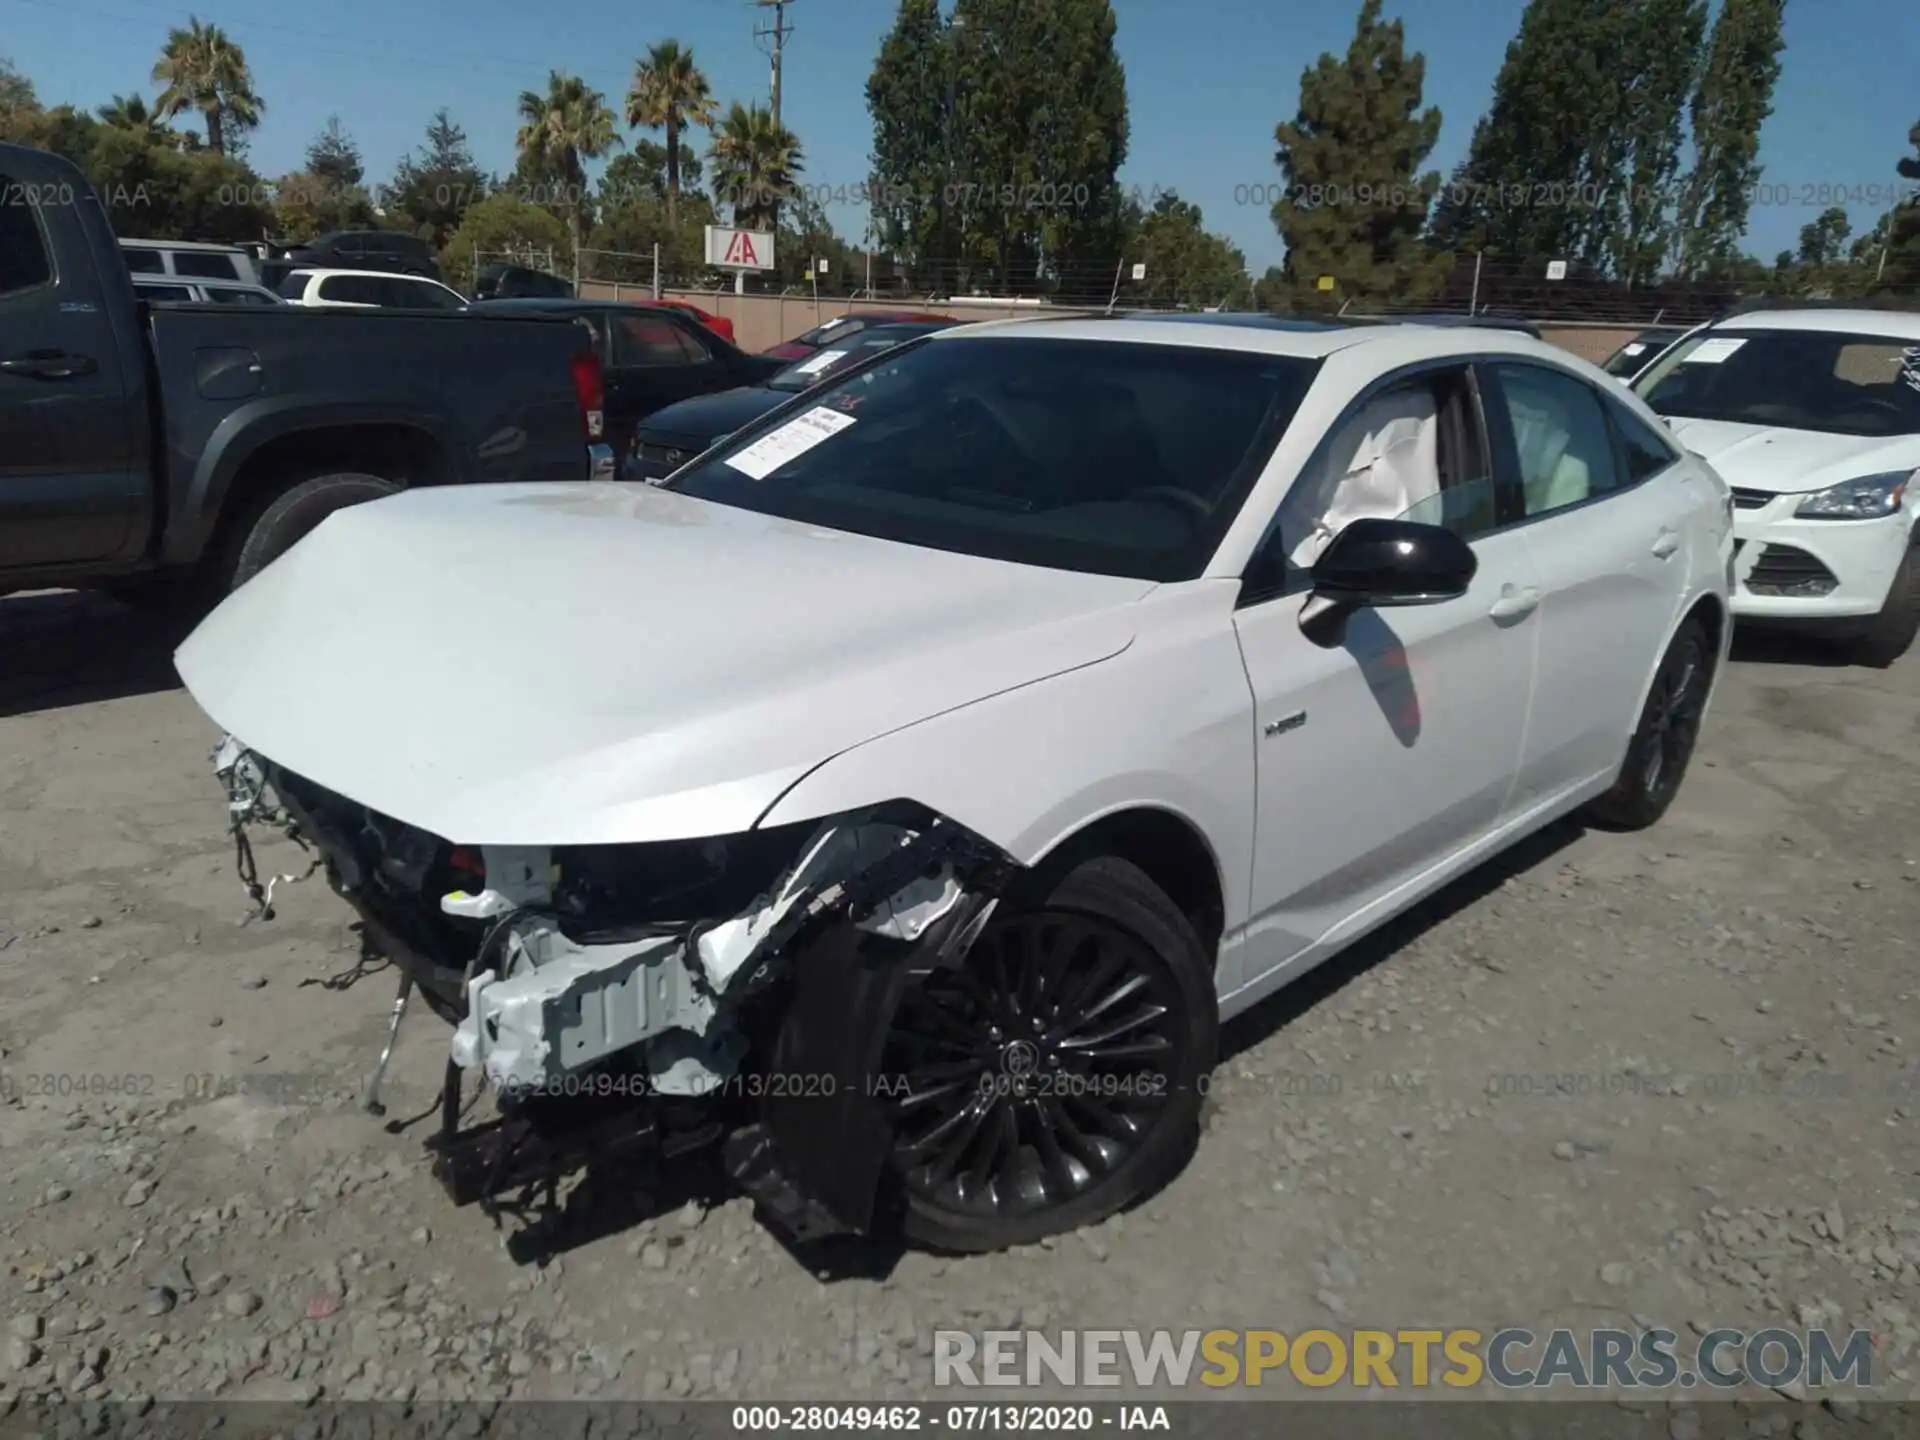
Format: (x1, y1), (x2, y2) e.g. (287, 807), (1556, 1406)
(0, 141), (612, 599)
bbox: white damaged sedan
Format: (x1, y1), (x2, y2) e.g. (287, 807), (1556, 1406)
(176, 314), (1733, 1251)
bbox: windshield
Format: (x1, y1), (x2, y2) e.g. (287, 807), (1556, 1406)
(666, 336), (1319, 581)
(1603, 334), (1675, 377)
(1635, 328), (1920, 437)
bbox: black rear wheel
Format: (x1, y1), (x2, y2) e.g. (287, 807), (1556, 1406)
(1586, 617), (1714, 830)
(884, 856), (1216, 1252)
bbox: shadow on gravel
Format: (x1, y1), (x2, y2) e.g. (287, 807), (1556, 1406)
(1728, 627), (1865, 669)
(0, 589), (196, 719)
(1218, 815), (1587, 1070)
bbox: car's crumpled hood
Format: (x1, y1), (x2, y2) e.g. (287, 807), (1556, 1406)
(175, 482), (1152, 847)
(1665, 417), (1920, 494)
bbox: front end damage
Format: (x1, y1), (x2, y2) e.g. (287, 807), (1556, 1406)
(212, 736), (1017, 1241)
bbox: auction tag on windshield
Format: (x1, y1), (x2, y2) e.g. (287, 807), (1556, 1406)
(724, 406), (857, 480)
(1621, 342), (1647, 356)
(1682, 337), (1747, 365)
(793, 350), (845, 376)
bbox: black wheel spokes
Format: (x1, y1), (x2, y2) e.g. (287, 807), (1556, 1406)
(1643, 644), (1706, 798)
(883, 909), (1188, 1220)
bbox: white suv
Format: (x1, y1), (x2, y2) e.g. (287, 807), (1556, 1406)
(277, 267), (467, 310)
(1634, 307), (1920, 665)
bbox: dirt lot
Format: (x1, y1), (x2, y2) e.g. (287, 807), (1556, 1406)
(0, 588), (1916, 1414)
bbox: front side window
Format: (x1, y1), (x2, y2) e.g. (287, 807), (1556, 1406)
(667, 336), (1320, 581)
(1634, 328), (1920, 437)
(1273, 365), (1496, 572)
(206, 286), (276, 306)
(1493, 364), (1623, 518)
(173, 251), (242, 279)
(122, 247), (165, 275)
(275, 270), (312, 299)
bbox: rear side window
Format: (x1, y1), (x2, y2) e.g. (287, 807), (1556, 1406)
(173, 250), (242, 280)
(133, 282), (182, 303)
(206, 287), (276, 306)
(612, 313), (707, 367)
(0, 182), (53, 296)
(318, 274), (384, 305)
(1609, 403), (1681, 483)
(381, 277), (460, 308)
(122, 247), (165, 275)
(391, 234), (432, 262)
(1492, 364), (1625, 518)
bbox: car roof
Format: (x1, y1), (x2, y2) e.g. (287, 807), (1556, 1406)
(1704, 308), (1920, 342)
(927, 312), (1568, 362)
(120, 238), (248, 253)
(295, 268), (453, 284)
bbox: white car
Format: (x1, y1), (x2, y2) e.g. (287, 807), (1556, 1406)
(1633, 307), (1920, 665)
(276, 267), (468, 311)
(174, 315), (1733, 1252)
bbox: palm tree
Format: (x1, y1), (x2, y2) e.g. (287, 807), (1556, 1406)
(151, 18), (263, 155)
(515, 71), (621, 256)
(625, 40), (717, 230)
(96, 93), (166, 139)
(707, 101), (803, 233)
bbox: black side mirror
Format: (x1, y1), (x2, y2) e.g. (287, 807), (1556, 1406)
(1309, 517), (1476, 608)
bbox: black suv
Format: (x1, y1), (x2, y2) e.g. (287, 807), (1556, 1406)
(473, 262), (574, 300)
(274, 230), (443, 281)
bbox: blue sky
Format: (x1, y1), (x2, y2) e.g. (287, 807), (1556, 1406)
(5, 0), (1916, 271)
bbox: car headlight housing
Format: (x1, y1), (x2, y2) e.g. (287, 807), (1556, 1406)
(1793, 470), (1913, 520)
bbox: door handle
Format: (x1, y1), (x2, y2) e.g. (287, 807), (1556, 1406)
(1651, 527), (1681, 559)
(0, 351), (97, 380)
(1488, 584), (1540, 620)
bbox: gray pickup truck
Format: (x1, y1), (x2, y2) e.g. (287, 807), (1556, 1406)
(0, 142), (613, 602)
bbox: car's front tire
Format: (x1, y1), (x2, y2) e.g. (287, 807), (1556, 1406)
(1850, 541), (1919, 669)
(882, 856), (1218, 1253)
(1586, 616), (1714, 831)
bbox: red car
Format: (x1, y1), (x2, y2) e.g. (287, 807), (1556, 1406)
(761, 309), (955, 361)
(628, 298), (736, 346)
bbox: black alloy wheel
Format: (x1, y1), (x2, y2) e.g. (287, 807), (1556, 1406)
(880, 857), (1216, 1252)
(1587, 617), (1714, 830)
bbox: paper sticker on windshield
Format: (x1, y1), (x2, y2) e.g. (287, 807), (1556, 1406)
(724, 406), (856, 480)
(1682, 337), (1747, 365)
(792, 350), (845, 376)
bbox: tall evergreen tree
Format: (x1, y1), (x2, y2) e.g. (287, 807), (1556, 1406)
(1427, 0), (1707, 273)
(1592, 0), (1705, 284)
(305, 115), (363, 193)
(865, 0), (953, 278)
(1271, 0), (1443, 307)
(947, 0), (1128, 294)
(386, 110), (490, 249)
(1671, 0), (1787, 278)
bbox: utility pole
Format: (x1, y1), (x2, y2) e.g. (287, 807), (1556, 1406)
(753, 0), (796, 129)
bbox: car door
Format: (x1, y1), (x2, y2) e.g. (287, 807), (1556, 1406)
(603, 310), (730, 449)
(1482, 361), (1697, 809)
(0, 172), (144, 569)
(1233, 360), (1542, 983)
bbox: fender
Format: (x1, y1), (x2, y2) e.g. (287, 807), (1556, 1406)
(755, 581), (1257, 941)
(163, 392), (462, 563)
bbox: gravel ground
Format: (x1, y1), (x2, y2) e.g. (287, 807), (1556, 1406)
(0, 589), (1915, 1414)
